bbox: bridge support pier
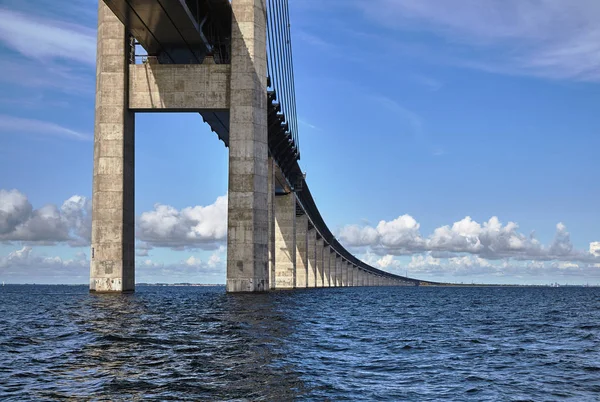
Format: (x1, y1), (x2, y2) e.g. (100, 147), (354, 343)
(330, 251), (337, 287)
(315, 238), (324, 287)
(90, 2), (135, 293)
(323, 245), (331, 287)
(268, 157), (276, 289)
(307, 228), (317, 288)
(226, 0), (270, 292)
(335, 255), (342, 287)
(295, 214), (308, 288)
(275, 192), (296, 289)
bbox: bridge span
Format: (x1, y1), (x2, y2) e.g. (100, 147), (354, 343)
(90, 0), (438, 292)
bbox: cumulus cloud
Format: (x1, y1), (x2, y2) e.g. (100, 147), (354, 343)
(0, 189), (229, 251)
(590, 242), (600, 257)
(137, 196), (227, 250)
(340, 215), (599, 264)
(0, 189), (91, 245)
(0, 246), (88, 283)
(0, 245), (227, 284)
(366, 251), (600, 282)
(137, 248), (226, 283)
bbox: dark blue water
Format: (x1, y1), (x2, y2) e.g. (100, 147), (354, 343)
(1, 285), (599, 401)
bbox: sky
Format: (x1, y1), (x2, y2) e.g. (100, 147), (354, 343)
(0, 0), (599, 285)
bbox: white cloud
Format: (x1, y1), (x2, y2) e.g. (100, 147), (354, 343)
(340, 214), (599, 265)
(0, 8), (96, 66)
(137, 196), (228, 250)
(0, 6), (95, 98)
(0, 189), (91, 245)
(357, 0), (600, 81)
(0, 189), (229, 251)
(337, 225), (379, 247)
(0, 114), (91, 141)
(590, 242), (600, 257)
(136, 252), (226, 283)
(0, 246), (88, 283)
(208, 246), (226, 268)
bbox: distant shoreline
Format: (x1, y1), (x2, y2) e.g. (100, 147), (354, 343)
(1, 283), (598, 288)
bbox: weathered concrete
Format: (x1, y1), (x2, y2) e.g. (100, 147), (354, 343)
(274, 192), (296, 289)
(90, 2), (135, 293)
(342, 260), (349, 287)
(315, 238), (324, 287)
(330, 251), (337, 287)
(347, 262), (352, 287)
(226, 0), (270, 292)
(296, 214), (308, 288)
(268, 157), (276, 289)
(336, 256), (342, 287)
(129, 64), (230, 111)
(323, 244), (331, 287)
(307, 228), (317, 288)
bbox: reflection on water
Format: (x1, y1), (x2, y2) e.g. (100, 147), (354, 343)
(1, 286), (304, 401)
(1, 285), (600, 401)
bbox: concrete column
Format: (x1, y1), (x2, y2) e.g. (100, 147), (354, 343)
(336, 255), (343, 287)
(307, 228), (317, 288)
(329, 251), (337, 287)
(348, 263), (354, 286)
(346, 262), (352, 286)
(268, 157), (275, 289)
(315, 238), (324, 287)
(296, 213), (308, 288)
(227, 0), (269, 292)
(341, 259), (348, 286)
(352, 266), (358, 286)
(325, 244), (330, 286)
(90, 2), (135, 293)
(329, 250), (335, 286)
(274, 193), (295, 289)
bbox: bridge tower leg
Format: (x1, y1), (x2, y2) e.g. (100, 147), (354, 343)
(274, 192), (296, 288)
(315, 237), (324, 287)
(227, 0), (270, 292)
(90, 2), (135, 293)
(329, 251), (337, 287)
(307, 228), (317, 288)
(295, 213), (308, 288)
(323, 244), (331, 287)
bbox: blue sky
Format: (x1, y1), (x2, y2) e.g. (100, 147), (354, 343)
(0, 0), (599, 285)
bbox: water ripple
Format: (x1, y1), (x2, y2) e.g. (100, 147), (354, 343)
(1, 285), (599, 400)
